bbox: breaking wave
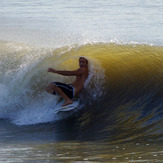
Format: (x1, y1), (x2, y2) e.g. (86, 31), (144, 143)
(0, 41), (162, 142)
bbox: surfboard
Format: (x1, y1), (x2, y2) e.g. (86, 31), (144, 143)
(54, 100), (79, 113)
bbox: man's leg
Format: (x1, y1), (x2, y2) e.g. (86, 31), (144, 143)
(46, 83), (73, 106)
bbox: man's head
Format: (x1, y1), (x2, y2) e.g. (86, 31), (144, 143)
(79, 57), (88, 68)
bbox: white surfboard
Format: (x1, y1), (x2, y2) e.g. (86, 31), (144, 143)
(54, 100), (79, 113)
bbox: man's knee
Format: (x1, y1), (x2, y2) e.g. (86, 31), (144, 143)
(46, 82), (56, 94)
(46, 86), (52, 94)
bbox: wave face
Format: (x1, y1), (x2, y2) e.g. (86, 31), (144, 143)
(0, 41), (163, 142)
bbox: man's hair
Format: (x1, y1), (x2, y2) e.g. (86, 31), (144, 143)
(79, 57), (88, 64)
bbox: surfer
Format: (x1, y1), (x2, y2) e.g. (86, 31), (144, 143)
(46, 57), (89, 106)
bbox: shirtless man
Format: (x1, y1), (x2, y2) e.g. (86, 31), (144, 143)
(46, 57), (89, 106)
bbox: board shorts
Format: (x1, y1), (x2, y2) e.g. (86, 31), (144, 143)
(52, 82), (75, 99)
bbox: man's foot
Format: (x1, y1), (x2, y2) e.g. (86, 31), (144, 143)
(62, 100), (73, 107)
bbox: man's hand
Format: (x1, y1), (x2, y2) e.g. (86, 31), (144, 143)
(48, 68), (56, 73)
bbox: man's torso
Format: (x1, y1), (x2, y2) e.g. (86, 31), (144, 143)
(71, 68), (88, 96)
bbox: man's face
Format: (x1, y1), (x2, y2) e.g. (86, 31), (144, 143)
(79, 58), (88, 68)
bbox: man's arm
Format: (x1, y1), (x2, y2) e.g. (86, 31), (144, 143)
(48, 68), (85, 76)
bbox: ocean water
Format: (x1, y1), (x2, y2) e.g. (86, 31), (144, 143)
(0, 0), (163, 162)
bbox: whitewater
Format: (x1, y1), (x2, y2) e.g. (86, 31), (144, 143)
(0, 0), (163, 162)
